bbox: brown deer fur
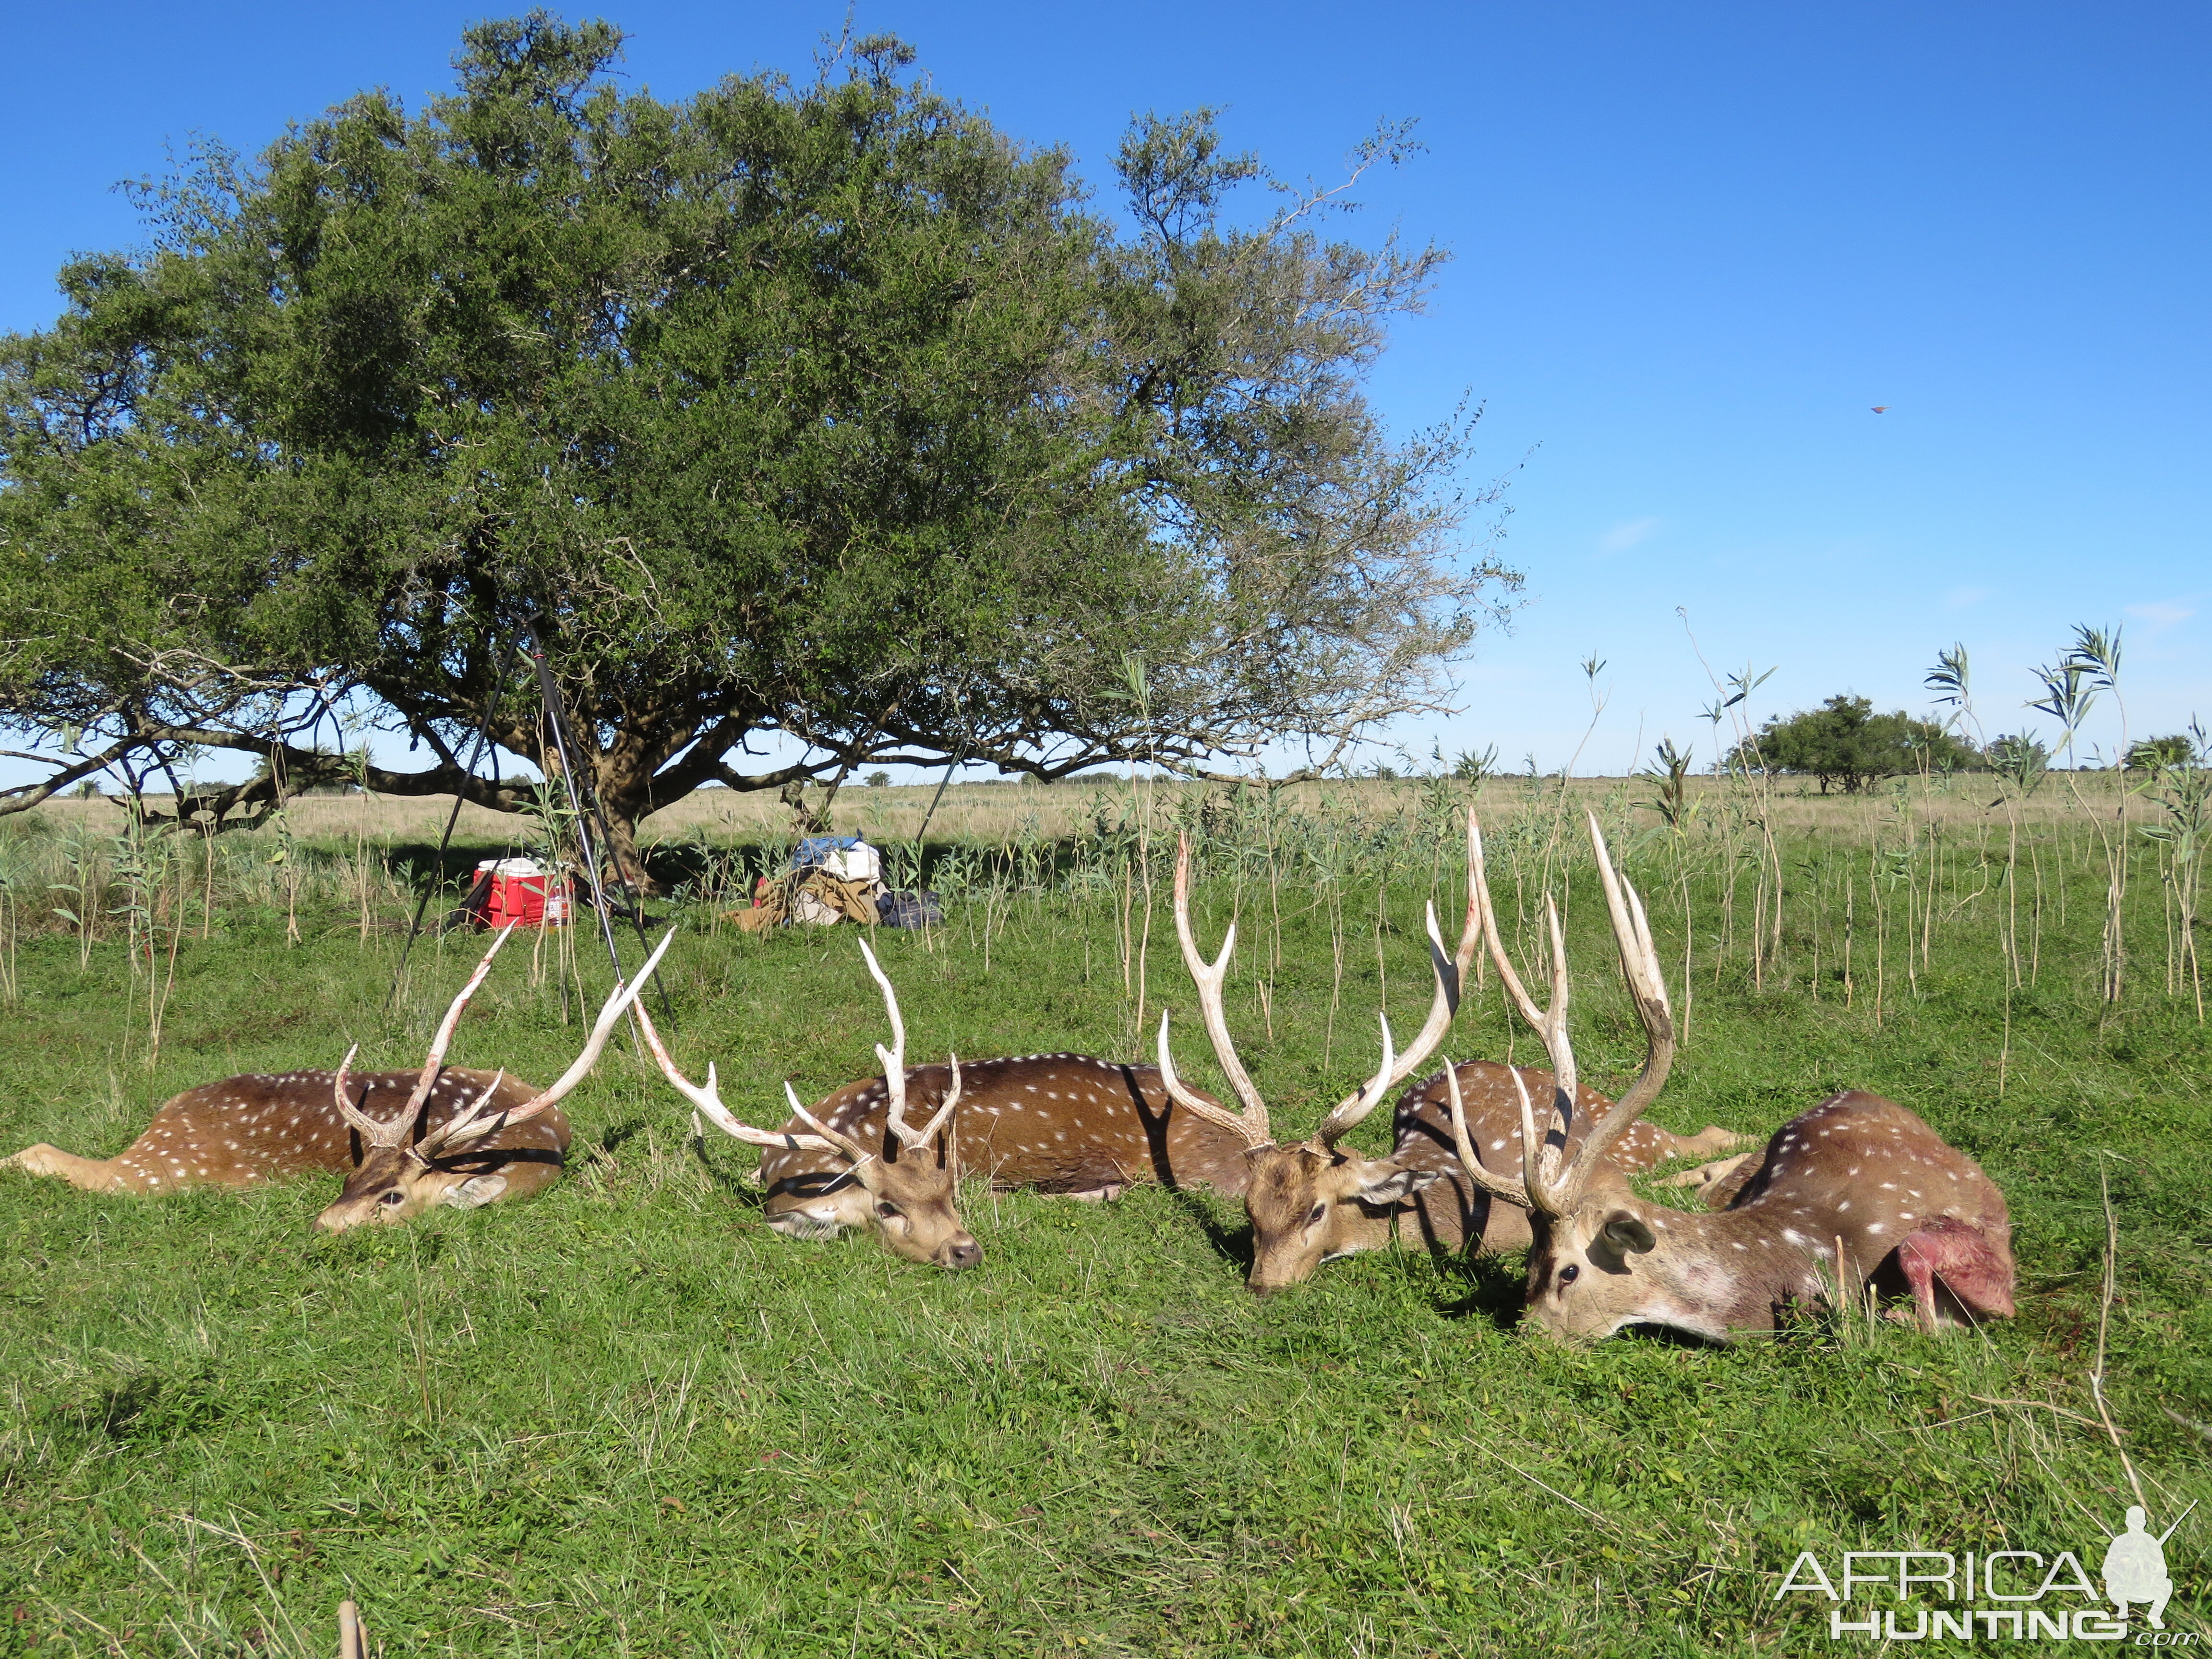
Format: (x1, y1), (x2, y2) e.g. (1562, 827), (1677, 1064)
(637, 941), (982, 1270)
(1227, 1065), (1741, 1296)
(1452, 812), (2017, 1343)
(5, 1070), (567, 1229)
(1521, 1091), (2015, 1343)
(756, 1053), (1247, 1239)
(1375, 1062), (1739, 1250)
(6, 923), (664, 1234)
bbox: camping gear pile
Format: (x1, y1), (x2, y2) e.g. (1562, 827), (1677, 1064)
(734, 836), (941, 932)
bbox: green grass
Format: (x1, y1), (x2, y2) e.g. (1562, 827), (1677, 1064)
(1, 840), (2208, 1657)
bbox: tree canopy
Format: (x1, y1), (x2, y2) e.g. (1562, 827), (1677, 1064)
(0, 13), (1514, 879)
(1739, 695), (1977, 793)
(2124, 733), (2200, 770)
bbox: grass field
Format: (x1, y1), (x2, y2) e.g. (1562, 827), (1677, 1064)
(1, 776), (2207, 1656)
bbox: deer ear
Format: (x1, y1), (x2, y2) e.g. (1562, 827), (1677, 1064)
(441, 1174), (508, 1210)
(1600, 1212), (1657, 1255)
(1356, 1164), (1443, 1204)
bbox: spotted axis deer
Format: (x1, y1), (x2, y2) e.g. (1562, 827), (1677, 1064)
(632, 939), (983, 1270)
(1149, 810), (1744, 1295)
(1450, 811), (2016, 1342)
(3, 925), (672, 1233)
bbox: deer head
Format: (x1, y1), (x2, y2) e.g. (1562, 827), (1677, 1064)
(637, 939), (980, 1270)
(1451, 824), (2016, 1341)
(314, 926), (673, 1233)
(1445, 812), (1773, 1342)
(1154, 812), (1484, 1295)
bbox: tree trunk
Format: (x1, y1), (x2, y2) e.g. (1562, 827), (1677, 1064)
(595, 804), (663, 898)
(551, 742), (667, 899)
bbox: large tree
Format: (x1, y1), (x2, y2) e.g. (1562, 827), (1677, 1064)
(0, 14), (1514, 881)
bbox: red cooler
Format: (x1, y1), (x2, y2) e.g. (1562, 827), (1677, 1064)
(475, 858), (572, 928)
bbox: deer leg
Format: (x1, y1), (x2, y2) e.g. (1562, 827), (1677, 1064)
(1052, 1184), (1126, 1204)
(1895, 1217), (2016, 1330)
(1651, 1152), (1755, 1209)
(2, 1145), (139, 1191)
(1675, 1125), (1753, 1158)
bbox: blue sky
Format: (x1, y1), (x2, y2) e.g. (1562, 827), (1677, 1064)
(4, 1), (2204, 786)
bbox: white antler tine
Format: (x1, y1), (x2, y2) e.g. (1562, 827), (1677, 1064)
(1539, 894), (1576, 1100)
(428, 1068), (510, 1154)
(1471, 818), (1549, 1033)
(627, 971), (847, 1157)
(1442, 1058), (1536, 1208)
(1311, 1009), (1400, 1150)
(1370, 814), (1484, 1101)
(1310, 814), (1484, 1151)
(909, 1053), (962, 1147)
(1156, 1008), (1272, 1150)
(1443, 1058), (1476, 1170)
(434, 926), (675, 1152)
(858, 938), (905, 1062)
(858, 938), (921, 1142)
(396, 921), (520, 1128)
(858, 938), (906, 1053)
(1550, 815), (1680, 1203)
(784, 1080), (872, 1166)
(1470, 815), (1599, 1216)
(1507, 1062), (1563, 1209)
(1369, 1011), (1396, 1111)
(1211, 919), (1238, 980)
(1169, 835), (1271, 1136)
(331, 1044), (403, 1146)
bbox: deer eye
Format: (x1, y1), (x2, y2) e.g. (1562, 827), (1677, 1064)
(875, 1201), (903, 1221)
(1305, 1203), (1327, 1227)
(380, 1191), (406, 1207)
(1558, 1263), (1580, 1286)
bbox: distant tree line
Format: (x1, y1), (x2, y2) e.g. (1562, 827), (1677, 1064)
(1731, 695), (2200, 794)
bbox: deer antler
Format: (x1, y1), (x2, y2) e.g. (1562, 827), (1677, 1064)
(858, 939), (962, 1154)
(1310, 808), (1484, 1148)
(1548, 813), (1675, 1201)
(416, 927), (679, 1159)
(1471, 813), (1675, 1215)
(1159, 815), (1486, 1154)
(1156, 834), (1274, 1150)
(332, 924), (522, 1150)
(631, 996), (866, 1164)
(1440, 1057), (1539, 1210)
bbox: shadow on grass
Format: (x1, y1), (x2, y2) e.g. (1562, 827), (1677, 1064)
(1433, 1253), (1527, 1331)
(681, 1129), (770, 1209)
(1162, 1185), (1254, 1272)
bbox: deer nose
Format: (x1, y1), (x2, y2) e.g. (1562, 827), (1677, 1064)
(941, 1238), (983, 1272)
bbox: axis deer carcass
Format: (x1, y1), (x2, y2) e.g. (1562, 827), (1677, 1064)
(758, 1050), (1259, 1203)
(1152, 811), (1745, 1295)
(633, 940), (982, 1270)
(1453, 812), (2015, 1342)
(3, 926), (670, 1233)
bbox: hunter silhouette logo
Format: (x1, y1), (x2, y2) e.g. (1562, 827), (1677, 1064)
(2105, 1503), (2191, 1630)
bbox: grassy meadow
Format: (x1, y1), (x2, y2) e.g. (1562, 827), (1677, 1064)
(0, 771), (2207, 1656)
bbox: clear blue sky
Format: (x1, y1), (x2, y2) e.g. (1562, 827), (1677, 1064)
(4, 1), (2204, 785)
